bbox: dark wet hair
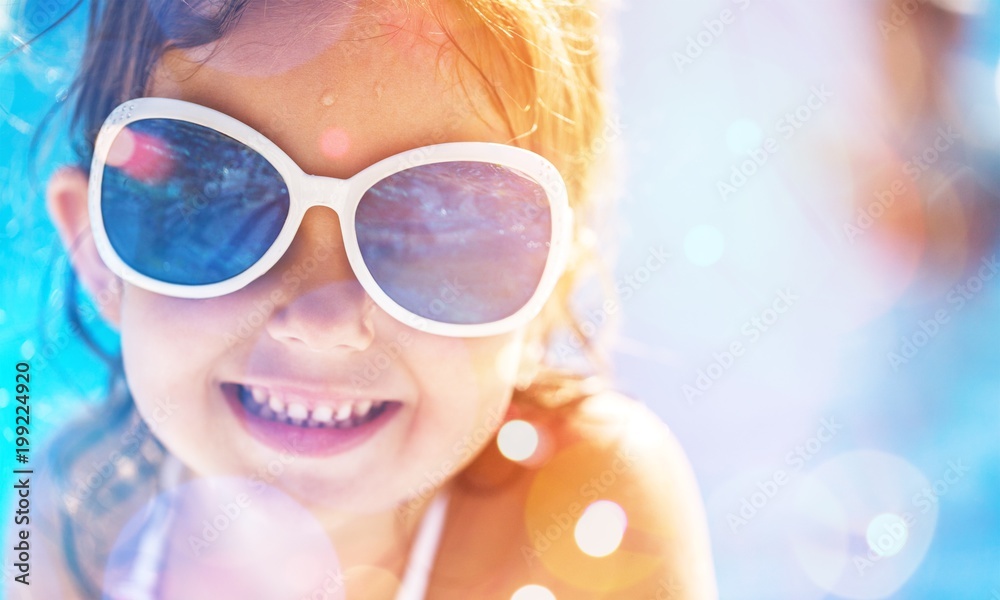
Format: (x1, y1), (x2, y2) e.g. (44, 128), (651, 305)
(67, 0), (252, 162)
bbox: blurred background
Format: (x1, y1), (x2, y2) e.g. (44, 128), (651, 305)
(1, 0), (999, 598)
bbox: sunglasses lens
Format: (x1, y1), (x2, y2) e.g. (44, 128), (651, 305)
(100, 119), (289, 285)
(356, 161), (553, 325)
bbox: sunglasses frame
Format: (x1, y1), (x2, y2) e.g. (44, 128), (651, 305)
(89, 98), (573, 338)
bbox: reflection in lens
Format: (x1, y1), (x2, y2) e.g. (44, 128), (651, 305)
(101, 119), (289, 286)
(356, 161), (552, 325)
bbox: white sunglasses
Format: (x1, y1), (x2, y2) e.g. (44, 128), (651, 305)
(88, 98), (573, 338)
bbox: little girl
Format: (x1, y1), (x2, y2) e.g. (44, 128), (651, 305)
(9, 0), (716, 598)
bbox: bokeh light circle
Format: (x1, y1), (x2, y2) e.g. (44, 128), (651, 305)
(787, 450), (937, 599)
(104, 476), (344, 600)
(573, 500), (627, 557)
(511, 584), (557, 600)
(497, 419), (540, 462)
(726, 118), (764, 154)
(683, 225), (726, 266)
(865, 513), (909, 558)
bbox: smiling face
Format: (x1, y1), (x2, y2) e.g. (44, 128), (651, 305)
(102, 2), (531, 512)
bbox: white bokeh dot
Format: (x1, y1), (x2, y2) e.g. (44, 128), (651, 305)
(683, 225), (726, 266)
(574, 500), (627, 557)
(726, 118), (764, 155)
(511, 584), (556, 600)
(20, 340), (35, 360)
(866, 513), (909, 558)
(497, 420), (539, 462)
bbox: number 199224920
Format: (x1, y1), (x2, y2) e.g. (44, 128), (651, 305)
(14, 362), (30, 464)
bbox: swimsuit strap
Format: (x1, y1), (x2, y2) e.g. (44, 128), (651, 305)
(110, 454), (184, 600)
(393, 488), (452, 600)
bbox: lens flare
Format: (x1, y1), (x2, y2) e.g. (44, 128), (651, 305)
(108, 128), (175, 184)
(788, 451), (936, 599)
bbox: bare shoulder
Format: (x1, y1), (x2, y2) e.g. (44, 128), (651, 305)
(538, 391), (718, 599)
(438, 391), (718, 599)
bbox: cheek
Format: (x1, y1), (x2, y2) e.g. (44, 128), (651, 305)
(118, 287), (251, 460)
(120, 287), (235, 380)
(408, 333), (523, 406)
(120, 285), (267, 362)
(404, 332), (525, 464)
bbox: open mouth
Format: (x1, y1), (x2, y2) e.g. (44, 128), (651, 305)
(234, 383), (394, 429)
(221, 382), (403, 456)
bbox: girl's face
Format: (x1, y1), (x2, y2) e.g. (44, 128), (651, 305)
(70, 4), (534, 513)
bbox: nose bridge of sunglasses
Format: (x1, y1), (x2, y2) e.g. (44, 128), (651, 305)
(299, 174), (351, 212)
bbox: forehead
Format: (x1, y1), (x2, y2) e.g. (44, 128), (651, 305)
(147, 0), (508, 178)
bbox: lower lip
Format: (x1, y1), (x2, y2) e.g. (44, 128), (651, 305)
(222, 384), (402, 457)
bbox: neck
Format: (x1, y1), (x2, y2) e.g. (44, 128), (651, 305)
(309, 484), (450, 598)
(168, 460), (448, 599)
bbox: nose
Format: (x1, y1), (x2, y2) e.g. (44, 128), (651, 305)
(263, 206), (375, 353)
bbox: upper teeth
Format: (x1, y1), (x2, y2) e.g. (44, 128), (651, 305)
(242, 385), (380, 425)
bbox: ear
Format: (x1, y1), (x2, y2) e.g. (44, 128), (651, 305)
(46, 166), (123, 328)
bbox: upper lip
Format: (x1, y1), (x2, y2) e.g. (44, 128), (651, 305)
(225, 380), (403, 411)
